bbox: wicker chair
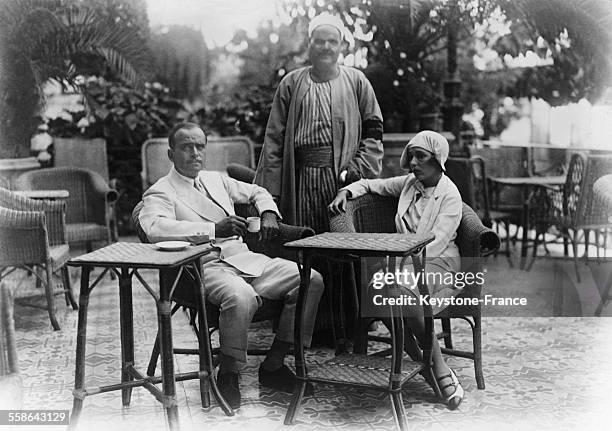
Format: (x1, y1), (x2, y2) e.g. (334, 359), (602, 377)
(0, 281), (21, 408)
(529, 154), (612, 280)
(330, 195), (500, 389)
(52, 137), (119, 241)
(446, 156), (516, 265)
(13, 167), (118, 251)
(593, 175), (612, 316)
(131, 201), (314, 409)
(0, 188), (78, 330)
(141, 136), (256, 191)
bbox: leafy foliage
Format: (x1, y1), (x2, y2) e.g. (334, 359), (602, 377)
(0, 0), (150, 158)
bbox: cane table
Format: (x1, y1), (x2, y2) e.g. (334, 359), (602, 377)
(283, 232), (435, 431)
(67, 242), (232, 430)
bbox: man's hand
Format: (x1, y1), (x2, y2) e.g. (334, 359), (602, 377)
(215, 215), (247, 237)
(260, 211), (280, 242)
(328, 190), (350, 215)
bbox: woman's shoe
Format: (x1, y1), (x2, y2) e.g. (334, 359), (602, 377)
(436, 368), (464, 410)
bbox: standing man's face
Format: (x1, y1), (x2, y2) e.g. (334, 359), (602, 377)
(168, 127), (207, 178)
(308, 25), (342, 68)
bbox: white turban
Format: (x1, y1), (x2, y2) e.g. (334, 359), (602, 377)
(400, 130), (449, 172)
(308, 13), (346, 40)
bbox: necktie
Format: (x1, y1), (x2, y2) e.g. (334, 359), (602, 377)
(193, 178), (230, 216)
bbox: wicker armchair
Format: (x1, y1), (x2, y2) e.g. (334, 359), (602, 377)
(131, 201), (314, 409)
(0, 188), (78, 330)
(13, 167), (118, 251)
(593, 175), (612, 316)
(530, 154), (612, 280)
(330, 195), (500, 389)
(446, 157), (516, 265)
(0, 281), (21, 408)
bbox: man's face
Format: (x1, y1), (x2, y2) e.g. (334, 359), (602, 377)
(308, 25), (342, 68)
(168, 127), (206, 178)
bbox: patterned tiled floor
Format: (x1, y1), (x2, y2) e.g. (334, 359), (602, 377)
(6, 243), (612, 431)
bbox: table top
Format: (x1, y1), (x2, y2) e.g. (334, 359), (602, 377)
(68, 241), (214, 268)
(284, 232), (435, 256)
(489, 175), (566, 186)
(14, 189), (69, 199)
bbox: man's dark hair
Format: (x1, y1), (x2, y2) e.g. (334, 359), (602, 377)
(168, 122), (205, 149)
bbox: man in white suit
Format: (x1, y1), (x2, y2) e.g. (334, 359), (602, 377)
(140, 122), (324, 409)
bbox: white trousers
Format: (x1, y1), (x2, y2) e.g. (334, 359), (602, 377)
(203, 257), (324, 363)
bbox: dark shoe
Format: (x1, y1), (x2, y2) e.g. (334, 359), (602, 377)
(217, 371), (241, 410)
(258, 364), (313, 395)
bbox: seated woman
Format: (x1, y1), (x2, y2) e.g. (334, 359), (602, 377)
(328, 130), (464, 409)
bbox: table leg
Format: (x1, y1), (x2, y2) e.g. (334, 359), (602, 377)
(284, 251), (311, 425)
(119, 268), (134, 406)
(69, 265), (91, 430)
(191, 262), (234, 416)
(158, 270), (179, 430)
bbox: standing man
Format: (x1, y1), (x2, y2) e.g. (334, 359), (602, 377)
(139, 122), (324, 410)
(254, 13), (384, 233)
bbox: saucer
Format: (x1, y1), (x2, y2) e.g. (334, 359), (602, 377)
(154, 241), (190, 251)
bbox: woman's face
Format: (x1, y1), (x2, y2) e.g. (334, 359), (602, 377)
(407, 147), (442, 185)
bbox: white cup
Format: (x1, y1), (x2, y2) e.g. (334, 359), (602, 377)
(247, 216), (261, 233)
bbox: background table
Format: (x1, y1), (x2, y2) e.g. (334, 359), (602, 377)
(489, 175), (566, 269)
(283, 232), (435, 431)
(67, 242), (232, 430)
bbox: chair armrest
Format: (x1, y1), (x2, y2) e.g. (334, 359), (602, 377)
(456, 203), (500, 258)
(226, 163), (256, 183)
(0, 190), (66, 246)
(88, 170), (119, 203)
(329, 205), (358, 233)
(243, 222), (315, 261)
(84, 170), (118, 226)
(0, 207), (49, 265)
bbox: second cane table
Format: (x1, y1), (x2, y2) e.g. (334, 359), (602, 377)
(283, 232), (435, 431)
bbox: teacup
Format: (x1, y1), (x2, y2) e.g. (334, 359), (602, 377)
(247, 216), (261, 233)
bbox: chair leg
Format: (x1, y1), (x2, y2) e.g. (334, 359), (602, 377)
(572, 232), (581, 283)
(526, 229), (540, 271)
(440, 318), (453, 349)
(594, 270), (612, 316)
(472, 315), (485, 389)
(44, 265), (60, 331)
(61, 267), (78, 310)
(504, 221), (513, 268)
(390, 392), (408, 431)
(147, 332), (161, 376)
(584, 229), (591, 264)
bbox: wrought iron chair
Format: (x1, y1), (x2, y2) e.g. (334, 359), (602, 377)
(131, 200), (314, 409)
(0, 281), (21, 408)
(330, 196), (500, 389)
(13, 167), (118, 251)
(0, 188), (78, 330)
(529, 154), (612, 280)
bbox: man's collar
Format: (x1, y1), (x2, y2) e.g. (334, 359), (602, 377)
(171, 166), (199, 185)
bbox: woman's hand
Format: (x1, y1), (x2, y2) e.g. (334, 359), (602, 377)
(328, 190), (350, 215)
